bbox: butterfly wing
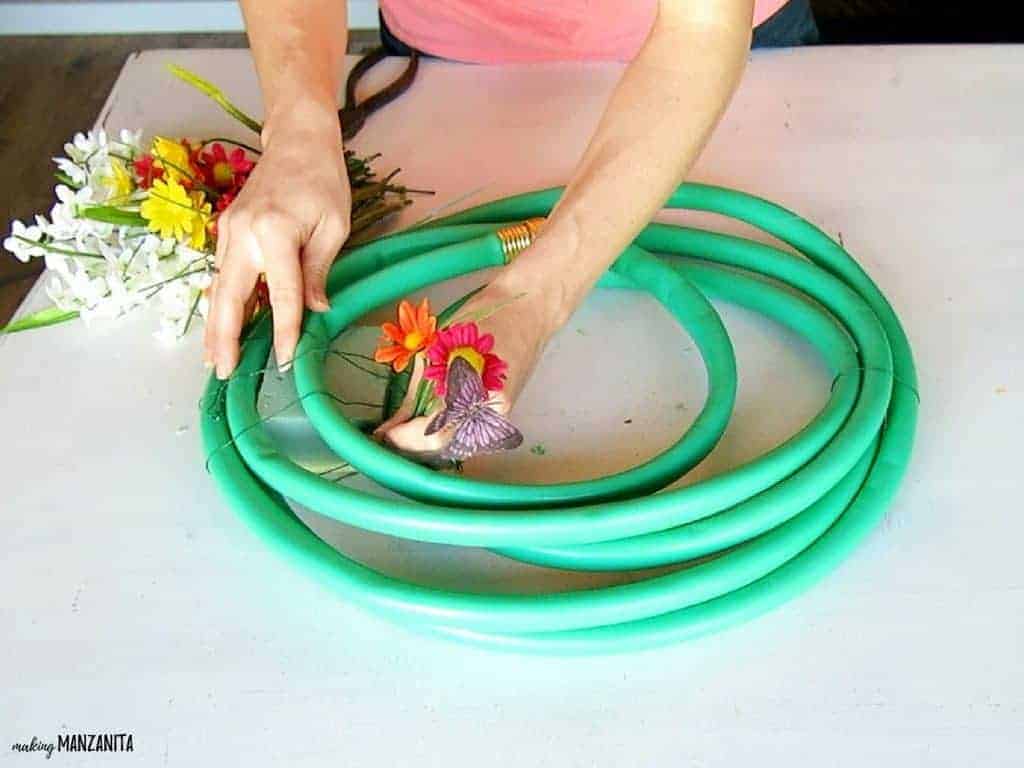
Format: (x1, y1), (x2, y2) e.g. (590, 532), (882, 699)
(442, 404), (523, 462)
(446, 357), (488, 410)
(424, 406), (452, 436)
(425, 357), (488, 436)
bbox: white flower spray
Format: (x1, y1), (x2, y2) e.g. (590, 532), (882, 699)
(4, 128), (214, 341)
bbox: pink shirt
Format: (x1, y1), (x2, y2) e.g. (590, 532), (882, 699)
(379, 0), (788, 64)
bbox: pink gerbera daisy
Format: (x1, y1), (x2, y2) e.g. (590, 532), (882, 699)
(424, 321), (508, 397)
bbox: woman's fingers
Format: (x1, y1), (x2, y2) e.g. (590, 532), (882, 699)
(201, 106), (350, 377)
(208, 252), (258, 379)
(302, 210), (350, 312)
(256, 219), (305, 372)
(206, 206), (344, 377)
(383, 415), (450, 454)
(203, 218), (231, 368)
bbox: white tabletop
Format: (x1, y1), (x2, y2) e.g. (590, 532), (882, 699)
(3, 46), (1022, 766)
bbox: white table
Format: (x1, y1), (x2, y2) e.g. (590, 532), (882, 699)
(3, 46), (1022, 766)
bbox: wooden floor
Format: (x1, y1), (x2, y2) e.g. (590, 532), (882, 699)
(0, 31), (379, 327)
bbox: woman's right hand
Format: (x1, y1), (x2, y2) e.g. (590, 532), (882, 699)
(205, 97), (351, 378)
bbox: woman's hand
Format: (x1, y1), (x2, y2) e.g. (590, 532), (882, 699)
(378, 0), (753, 456)
(378, 233), (572, 454)
(204, 99), (351, 378)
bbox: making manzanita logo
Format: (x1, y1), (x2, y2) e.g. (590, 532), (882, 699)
(10, 733), (134, 759)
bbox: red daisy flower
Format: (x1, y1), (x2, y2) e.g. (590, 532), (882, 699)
(133, 154), (163, 189)
(214, 189), (237, 213)
(200, 142), (255, 189)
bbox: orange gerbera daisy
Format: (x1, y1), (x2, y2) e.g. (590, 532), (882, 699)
(374, 298), (437, 373)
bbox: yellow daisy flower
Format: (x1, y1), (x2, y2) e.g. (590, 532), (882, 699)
(97, 158), (134, 200)
(141, 177), (196, 242)
(188, 191), (212, 250)
(150, 136), (192, 183)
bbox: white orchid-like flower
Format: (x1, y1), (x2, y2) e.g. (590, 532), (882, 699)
(54, 156), (88, 187)
(46, 184), (96, 241)
(63, 129), (108, 164)
(3, 220), (46, 262)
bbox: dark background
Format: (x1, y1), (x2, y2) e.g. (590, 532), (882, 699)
(814, 0), (1024, 43)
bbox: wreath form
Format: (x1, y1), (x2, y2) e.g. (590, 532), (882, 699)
(201, 184), (918, 654)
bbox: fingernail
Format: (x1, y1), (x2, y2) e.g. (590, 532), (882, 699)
(204, 359), (214, 370)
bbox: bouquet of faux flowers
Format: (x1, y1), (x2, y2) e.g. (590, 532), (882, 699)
(2, 65), (422, 342)
(372, 297), (524, 463)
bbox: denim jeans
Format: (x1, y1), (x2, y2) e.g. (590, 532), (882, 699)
(379, 0), (819, 57)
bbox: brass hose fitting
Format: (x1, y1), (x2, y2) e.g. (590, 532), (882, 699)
(495, 218), (545, 262)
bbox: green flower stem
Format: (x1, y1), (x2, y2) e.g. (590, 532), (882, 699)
(140, 266), (210, 297)
(198, 137), (262, 155)
(54, 171), (78, 187)
(13, 235), (105, 260)
(391, 186), (435, 196)
(168, 64), (263, 136)
(350, 181), (390, 205)
(150, 151), (219, 200)
(444, 292), (527, 328)
(121, 239), (145, 279)
(181, 288), (204, 336)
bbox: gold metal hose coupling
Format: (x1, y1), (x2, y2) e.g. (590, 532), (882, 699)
(496, 218), (545, 262)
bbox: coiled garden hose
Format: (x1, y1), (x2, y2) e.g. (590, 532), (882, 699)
(200, 183), (918, 654)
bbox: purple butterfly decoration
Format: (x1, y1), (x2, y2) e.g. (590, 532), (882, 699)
(425, 357), (523, 462)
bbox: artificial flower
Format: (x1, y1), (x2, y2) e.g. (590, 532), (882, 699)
(253, 273), (271, 316)
(3, 219), (45, 263)
(133, 154), (162, 189)
(141, 177), (199, 242)
(150, 136), (194, 184)
(56, 129), (142, 192)
(93, 157), (134, 201)
(46, 184), (95, 240)
(115, 129), (143, 151)
(62, 129), (108, 163)
(214, 188), (237, 213)
(374, 298), (438, 373)
(187, 191), (213, 250)
(54, 156), (88, 187)
(423, 321), (508, 396)
(199, 142), (254, 189)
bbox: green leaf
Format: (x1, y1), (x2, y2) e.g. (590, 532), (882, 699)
(168, 64), (264, 136)
(54, 171), (78, 187)
(1, 306), (79, 334)
(411, 378), (438, 418)
(79, 206), (147, 228)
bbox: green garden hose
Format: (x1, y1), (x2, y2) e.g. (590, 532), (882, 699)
(200, 183), (918, 654)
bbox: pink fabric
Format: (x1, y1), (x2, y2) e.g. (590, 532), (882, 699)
(379, 0), (788, 64)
